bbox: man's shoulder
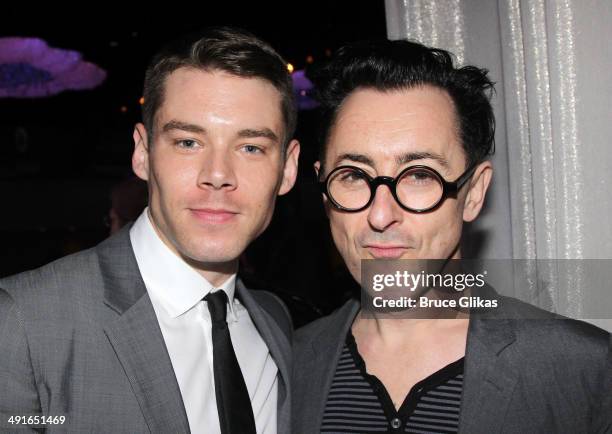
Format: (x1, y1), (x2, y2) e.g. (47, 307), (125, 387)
(0, 246), (108, 336)
(493, 295), (611, 363)
(515, 314), (610, 357)
(0, 246), (101, 303)
(0, 227), (134, 308)
(503, 295), (608, 337)
(295, 298), (359, 346)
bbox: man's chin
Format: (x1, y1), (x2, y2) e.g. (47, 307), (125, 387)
(180, 248), (241, 270)
(183, 244), (242, 262)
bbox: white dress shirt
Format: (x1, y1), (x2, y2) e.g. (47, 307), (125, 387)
(130, 209), (278, 434)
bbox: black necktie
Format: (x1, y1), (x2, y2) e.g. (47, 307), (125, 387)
(205, 290), (257, 434)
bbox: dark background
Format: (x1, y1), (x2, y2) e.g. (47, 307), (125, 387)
(0, 2), (387, 325)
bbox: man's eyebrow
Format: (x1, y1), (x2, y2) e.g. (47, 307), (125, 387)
(162, 120), (206, 134)
(237, 128), (279, 143)
(160, 122), (279, 143)
(397, 151), (450, 169)
(333, 153), (376, 167)
(333, 151), (450, 169)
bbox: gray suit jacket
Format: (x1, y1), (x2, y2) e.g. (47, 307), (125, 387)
(0, 226), (292, 433)
(293, 289), (612, 434)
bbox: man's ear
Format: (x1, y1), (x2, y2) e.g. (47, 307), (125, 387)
(314, 161), (321, 179)
(278, 139), (300, 196)
(132, 123), (150, 181)
(463, 161), (493, 222)
(314, 160), (331, 217)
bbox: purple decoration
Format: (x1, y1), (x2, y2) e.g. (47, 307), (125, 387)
(0, 37), (106, 98)
(291, 69), (319, 110)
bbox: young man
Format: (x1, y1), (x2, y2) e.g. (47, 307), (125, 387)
(0, 27), (299, 434)
(293, 39), (611, 433)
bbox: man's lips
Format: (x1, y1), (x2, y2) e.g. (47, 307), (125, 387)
(365, 245), (409, 259)
(190, 208), (238, 224)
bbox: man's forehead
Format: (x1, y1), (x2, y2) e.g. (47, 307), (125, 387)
(154, 68), (284, 134)
(161, 67), (281, 106)
(337, 85), (455, 118)
(326, 86), (463, 168)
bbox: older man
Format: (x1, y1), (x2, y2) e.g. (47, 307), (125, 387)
(293, 39), (611, 434)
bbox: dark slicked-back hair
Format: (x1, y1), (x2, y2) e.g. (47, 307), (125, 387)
(142, 26), (297, 148)
(314, 39), (495, 170)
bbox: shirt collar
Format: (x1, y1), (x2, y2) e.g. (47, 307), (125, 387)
(129, 208), (237, 319)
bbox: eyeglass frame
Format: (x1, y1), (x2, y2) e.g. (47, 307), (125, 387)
(318, 162), (479, 213)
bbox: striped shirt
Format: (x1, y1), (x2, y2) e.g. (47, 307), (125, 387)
(321, 332), (464, 434)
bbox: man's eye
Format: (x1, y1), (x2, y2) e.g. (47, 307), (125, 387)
(242, 144), (264, 154)
(339, 171), (365, 183)
(175, 139), (198, 149)
(403, 169), (437, 186)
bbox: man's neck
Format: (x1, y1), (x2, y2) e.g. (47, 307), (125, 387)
(182, 254), (238, 288)
(146, 209), (238, 288)
(352, 310), (469, 346)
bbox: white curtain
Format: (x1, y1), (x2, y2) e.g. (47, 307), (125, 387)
(385, 0), (612, 328)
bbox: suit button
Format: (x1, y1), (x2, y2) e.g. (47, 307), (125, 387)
(391, 418), (402, 429)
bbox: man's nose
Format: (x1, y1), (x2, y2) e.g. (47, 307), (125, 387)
(366, 184), (403, 231)
(197, 151), (237, 191)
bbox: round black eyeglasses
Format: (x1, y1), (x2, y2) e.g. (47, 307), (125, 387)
(319, 163), (478, 213)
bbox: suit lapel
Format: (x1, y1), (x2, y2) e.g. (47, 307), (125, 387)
(306, 299), (360, 432)
(235, 280), (292, 433)
(458, 294), (519, 434)
(97, 227), (190, 434)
